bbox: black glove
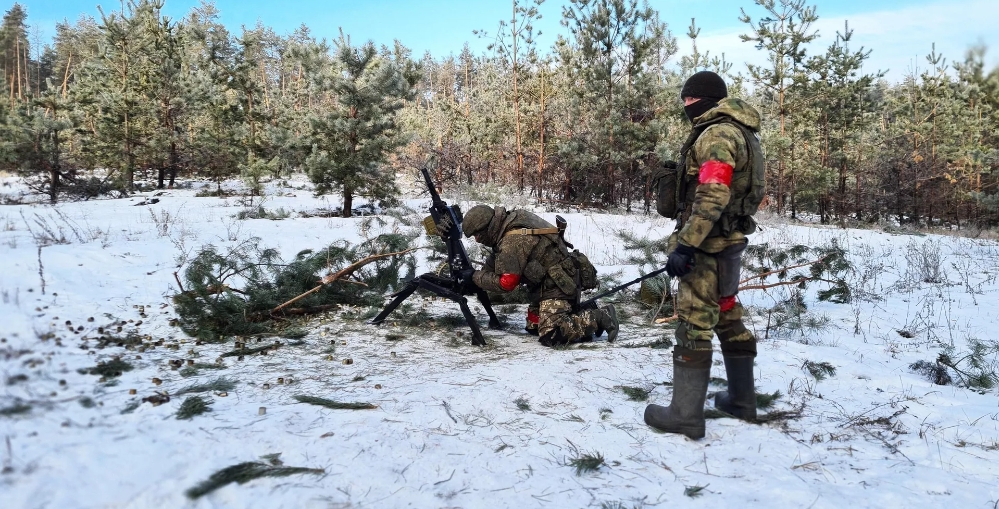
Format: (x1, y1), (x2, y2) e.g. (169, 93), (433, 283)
(456, 269), (477, 294)
(437, 216), (454, 237)
(666, 244), (696, 278)
(663, 160), (678, 170)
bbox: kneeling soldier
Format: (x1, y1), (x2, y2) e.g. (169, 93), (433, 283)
(460, 204), (618, 347)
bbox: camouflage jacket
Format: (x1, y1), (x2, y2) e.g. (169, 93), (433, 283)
(472, 208), (573, 301)
(673, 97), (762, 254)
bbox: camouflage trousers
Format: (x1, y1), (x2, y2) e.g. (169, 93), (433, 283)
(675, 242), (756, 357)
(538, 299), (596, 346)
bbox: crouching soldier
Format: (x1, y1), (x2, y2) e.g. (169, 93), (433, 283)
(460, 204), (618, 347)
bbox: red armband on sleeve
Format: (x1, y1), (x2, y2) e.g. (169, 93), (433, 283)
(499, 273), (521, 291)
(699, 160), (733, 186)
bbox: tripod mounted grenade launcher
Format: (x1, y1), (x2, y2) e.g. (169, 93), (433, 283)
(369, 169), (501, 345)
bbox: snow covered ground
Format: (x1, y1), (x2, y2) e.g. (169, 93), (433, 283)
(2, 174), (998, 508)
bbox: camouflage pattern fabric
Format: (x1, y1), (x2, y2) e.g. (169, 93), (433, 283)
(465, 207), (600, 345)
(537, 298), (597, 345)
(470, 208), (575, 302)
(670, 97), (761, 355)
(673, 243), (756, 355)
(677, 97), (761, 254)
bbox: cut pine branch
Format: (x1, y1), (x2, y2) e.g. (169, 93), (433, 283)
(270, 247), (419, 314)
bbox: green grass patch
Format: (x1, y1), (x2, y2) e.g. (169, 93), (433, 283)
(569, 452), (605, 476)
(293, 395), (376, 410)
(79, 397), (96, 408)
(620, 386), (650, 401)
(185, 461), (324, 499)
(177, 395), (212, 419)
(175, 377), (237, 396)
(121, 401), (140, 414)
(78, 358), (133, 378)
(384, 333), (406, 341)
(709, 377), (728, 386)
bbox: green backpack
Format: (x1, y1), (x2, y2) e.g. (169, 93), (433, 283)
(653, 117), (765, 226)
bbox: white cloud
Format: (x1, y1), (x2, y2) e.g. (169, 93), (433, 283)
(682, 0), (999, 83)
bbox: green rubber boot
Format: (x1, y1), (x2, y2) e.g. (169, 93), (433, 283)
(714, 354), (757, 421)
(644, 348), (711, 439)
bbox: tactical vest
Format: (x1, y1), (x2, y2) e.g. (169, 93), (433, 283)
(653, 116), (765, 236)
(502, 215), (598, 298)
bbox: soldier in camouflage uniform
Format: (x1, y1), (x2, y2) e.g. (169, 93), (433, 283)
(644, 71), (763, 439)
(461, 204), (619, 347)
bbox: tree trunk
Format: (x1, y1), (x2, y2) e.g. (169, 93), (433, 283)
(342, 185), (353, 218)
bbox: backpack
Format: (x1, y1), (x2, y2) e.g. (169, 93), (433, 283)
(653, 117), (765, 229)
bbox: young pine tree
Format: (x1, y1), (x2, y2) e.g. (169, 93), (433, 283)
(304, 35), (417, 217)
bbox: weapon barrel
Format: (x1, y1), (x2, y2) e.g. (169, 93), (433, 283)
(579, 266), (670, 308)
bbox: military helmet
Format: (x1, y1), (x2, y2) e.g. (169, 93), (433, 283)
(462, 204), (494, 238)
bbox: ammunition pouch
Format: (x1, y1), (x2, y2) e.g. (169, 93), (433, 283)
(708, 214), (758, 237)
(523, 260), (547, 285)
(570, 251), (598, 290)
(547, 260), (578, 296)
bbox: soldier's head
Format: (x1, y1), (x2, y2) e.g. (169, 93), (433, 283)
(680, 71), (727, 122)
(462, 204), (495, 243)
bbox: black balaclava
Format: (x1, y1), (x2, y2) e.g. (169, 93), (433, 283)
(681, 70), (728, 122)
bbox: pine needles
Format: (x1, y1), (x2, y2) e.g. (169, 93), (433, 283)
(175, 377), (237, 396)
(172, 234), (418, 342)
(620, 386), (650, 401)
(176, 396), (212, 419)
(568, 451), (605, 475)
(78, 358), (133, 378)
(293, 395), (377, 410)
(802, 360), (837, 381)
(185, 460), (324, 499)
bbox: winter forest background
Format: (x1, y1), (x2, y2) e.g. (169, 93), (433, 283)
(2, 0), (998, 226)
(4, 1), (999, 506)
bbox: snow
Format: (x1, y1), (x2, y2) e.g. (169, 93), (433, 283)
(1, 174), (998, 508)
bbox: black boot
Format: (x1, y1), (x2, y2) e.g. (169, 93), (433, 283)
(644, 349), (711, 439)
(594, 304), (619, 342)
(714, 354), (756, 421)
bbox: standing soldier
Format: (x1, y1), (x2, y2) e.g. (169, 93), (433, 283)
(460, 204), (619, 347)
(644, 71), (765, 439)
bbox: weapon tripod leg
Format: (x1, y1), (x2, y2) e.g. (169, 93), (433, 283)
(457, 298), (487, 346)
(474, 289), (502, 329)
(370, 282), (419, 325)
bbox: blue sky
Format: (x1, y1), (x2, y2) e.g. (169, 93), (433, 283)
(12, 0), (999, 82)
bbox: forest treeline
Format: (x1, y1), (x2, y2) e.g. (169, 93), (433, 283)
(1, 0), (997, 226)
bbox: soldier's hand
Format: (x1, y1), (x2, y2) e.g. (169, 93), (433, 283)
(666, 244), (696, 278)
(663, 160), (678, 170)
(456, 268), (476, 281)
(437, 216), (454, 237)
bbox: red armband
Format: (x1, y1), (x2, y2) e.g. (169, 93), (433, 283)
(499, 273), (520, 291)
(526, 310), (540, 324)
(718, 295), (736, 313)
(699, 160), (733, 186)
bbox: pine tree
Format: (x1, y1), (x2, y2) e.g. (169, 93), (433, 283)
(304, 34), (417, 217)
(557, 0), (674, 207)
(739, 0), (819, 217)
